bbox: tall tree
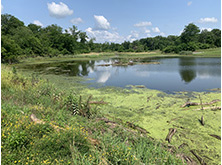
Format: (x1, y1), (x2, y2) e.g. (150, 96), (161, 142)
(180, 23), (200, 43)
(1, 14), (24, 35)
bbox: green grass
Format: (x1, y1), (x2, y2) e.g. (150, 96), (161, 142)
(194, 47), (221, 57)
(18, 48), (220, 65)
(1, 65), (183, 165)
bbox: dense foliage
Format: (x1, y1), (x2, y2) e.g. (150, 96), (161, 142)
(1, 14), (221, 63)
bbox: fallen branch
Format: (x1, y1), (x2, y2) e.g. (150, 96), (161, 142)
(30, 114), (45, 124)
(209, 134), (221, 140)
(200, 115), (204, 126)
(176, 154), (196, 164)
(178, 143), (188, 149)
(126, 121), (150, 134)
(165, 128), (177, 143)
(97, 64), (111, 67)
(191, 106), (221, 111)
(181, 99), (220, 108)
(30, 114), (65, 131)
(190, 150), (206, 165)
(147, 95), (153, 102)
(166, 117), (182, 124)
(156, 105), (161, 110)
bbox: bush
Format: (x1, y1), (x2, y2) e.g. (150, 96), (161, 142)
(162, 45), (176, 53)
(198, 43), (210, 49)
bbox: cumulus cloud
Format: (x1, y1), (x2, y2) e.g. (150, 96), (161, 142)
(86, 27), (125, 43)
(126, 31), (141, 42)
(134, 21), (152, 27)
(198, 17), (218, 23)
(47, 2), (73, 18)
(94, 15), (111, 30)
(187, 1), (192, 6)
(70, 18), (83, 24)
(152, 27), (160, 33)
(33, 20), (43, 27)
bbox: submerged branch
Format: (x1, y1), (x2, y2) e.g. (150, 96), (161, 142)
(181, 99), (220, 108)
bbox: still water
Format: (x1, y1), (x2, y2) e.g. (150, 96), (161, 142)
(19, 57), (221, 93)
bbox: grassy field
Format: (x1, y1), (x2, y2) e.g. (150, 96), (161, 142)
(1, 65), (183, 164)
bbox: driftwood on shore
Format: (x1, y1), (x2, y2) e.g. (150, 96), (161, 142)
(165, 128), (177, 143)
(181, 99), (220, 108)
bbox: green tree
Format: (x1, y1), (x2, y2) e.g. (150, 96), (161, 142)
(211, 29), (221, 47)
(180, 23), (200, 44)
(79, 32), (88, 44)
(1, 14), (24, 35)
(11, 26), (43, 55)
(1, 35), (23, 63)
(198, 30), (215, 45)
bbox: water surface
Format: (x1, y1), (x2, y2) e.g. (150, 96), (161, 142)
(18, 57), (221, 93)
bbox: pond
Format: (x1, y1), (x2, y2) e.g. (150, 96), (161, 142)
(18, 57), (221, 93)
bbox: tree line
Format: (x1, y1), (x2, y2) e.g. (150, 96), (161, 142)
(1, 14), (221, 63)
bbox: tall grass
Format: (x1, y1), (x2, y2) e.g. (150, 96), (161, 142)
(1, 65), (182, 164)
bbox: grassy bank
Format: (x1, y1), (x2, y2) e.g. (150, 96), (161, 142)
(18, 48), (221, 65)
(1, 65), (183, 164)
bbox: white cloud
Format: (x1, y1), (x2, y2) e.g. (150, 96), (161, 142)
(159, 32), (165, 36)
(126, 31), (141, 42)
(94, 15), (111, 30)
(70, 18), (83, 24)
(134, 21), (152, 27)
(1, 4), (3, 13)
(130, 31), (139, 38)
(86, 27), (125, 43)
(152, 27), (160, 33)
(33, 20), (43, 27)
(47, 2), (73, 18)
(200, 27), (212, 31)
(198, 17), (218, 23)
(144, 29), (151, 34)
(187, 1), (192, 6)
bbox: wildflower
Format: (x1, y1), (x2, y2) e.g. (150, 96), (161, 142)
(14, 161), (17, 163)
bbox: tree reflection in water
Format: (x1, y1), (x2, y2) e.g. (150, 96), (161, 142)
(179, 57), (197, 83)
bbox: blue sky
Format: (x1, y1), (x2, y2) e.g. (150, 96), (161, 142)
(1, 0), (221, 43)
